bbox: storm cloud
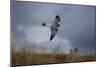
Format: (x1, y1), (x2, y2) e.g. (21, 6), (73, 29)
(11, 1), (96, 54)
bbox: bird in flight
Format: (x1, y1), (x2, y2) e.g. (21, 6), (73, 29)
(42, 15), (61, 41)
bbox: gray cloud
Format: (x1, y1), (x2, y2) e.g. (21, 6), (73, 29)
(11, 1), (96, 54)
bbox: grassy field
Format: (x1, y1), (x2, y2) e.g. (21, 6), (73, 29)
(11, 48), (96, 66)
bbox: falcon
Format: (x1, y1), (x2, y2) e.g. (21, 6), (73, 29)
(42, 15), (61, 41)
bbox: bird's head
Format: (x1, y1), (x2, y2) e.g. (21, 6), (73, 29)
(42, 23), (46, 26)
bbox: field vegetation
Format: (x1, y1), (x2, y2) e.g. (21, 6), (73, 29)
(11, 46), (96, 66)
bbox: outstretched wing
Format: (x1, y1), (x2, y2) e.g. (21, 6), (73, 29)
(50, 27), (58, 41)
(50, 15), (61, 41)
(52, 15), (61, 28)
(54, 15), (61, 23)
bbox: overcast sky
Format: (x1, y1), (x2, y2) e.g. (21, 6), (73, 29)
(11, 1), (96, 54)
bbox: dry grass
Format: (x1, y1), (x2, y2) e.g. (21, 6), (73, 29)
(11, 48), (96, 66)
